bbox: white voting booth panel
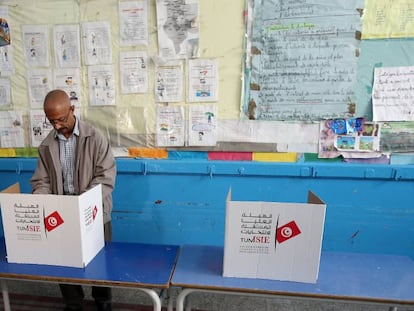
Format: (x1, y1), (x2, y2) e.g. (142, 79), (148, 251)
(223, 190), (326, 284)
(0, 183), (104, 268)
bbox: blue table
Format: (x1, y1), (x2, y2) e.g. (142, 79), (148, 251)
(0, 239), (178, 311)
(171, 245), (414, 311)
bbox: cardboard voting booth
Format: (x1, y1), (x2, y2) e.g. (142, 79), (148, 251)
(223, 190), (326, 284)
(0, 183), (104, 268)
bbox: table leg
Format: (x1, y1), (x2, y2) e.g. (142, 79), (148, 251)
(176, 288), (197, 311)
(1, 280), (10, 311)
(137, 288), (162, 311)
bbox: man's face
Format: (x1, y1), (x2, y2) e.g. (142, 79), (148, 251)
(45, 105), (75, 137)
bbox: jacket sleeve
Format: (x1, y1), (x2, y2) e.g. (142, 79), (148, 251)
(87, 131), (116, 198)
(30, 147), (53, 194)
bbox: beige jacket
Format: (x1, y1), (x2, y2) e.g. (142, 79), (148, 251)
(30, 120), (116, 224)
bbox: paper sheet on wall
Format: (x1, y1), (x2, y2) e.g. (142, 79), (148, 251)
(362, 0), (414, 39)
(156, 104), (185, 147)
(120, 50), (148, 94)
(53, 68), (82, 107)
(188, 58), (218, 102)
(155, 0), (199, 59)
(155, 62), (183, 102)
(81, 21), (112, 65)
(22, 24), (50, 67)
(0, 44), (13, 76)
(53, 24), (81, 68)
(188, 104), (217, 146)
(0, 78), (11, 107)
(30, 109), (53, 147)
(87, 64), (116, 106)
(0, 111), (24, 148)
(372, 66), (414, 121)
(119, 0), (149, 46)
(26, 68), (53, 108)
(243, 0), (363, 121)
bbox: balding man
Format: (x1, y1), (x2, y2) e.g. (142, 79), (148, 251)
(30, 89), (116, 311)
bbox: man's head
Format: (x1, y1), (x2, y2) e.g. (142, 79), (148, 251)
(43, 89), (76, 138)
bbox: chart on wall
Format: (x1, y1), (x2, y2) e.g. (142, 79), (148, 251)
(242, 0), (365, 121)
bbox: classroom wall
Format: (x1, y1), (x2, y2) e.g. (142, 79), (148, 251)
(0, 157), (413, 259)
(0, 0), (245, 149)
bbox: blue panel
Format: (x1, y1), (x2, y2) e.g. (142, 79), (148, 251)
(0, 157), (413, 258)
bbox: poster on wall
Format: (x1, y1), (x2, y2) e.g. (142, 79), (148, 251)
(30, 109), (53, 147)
(0, 44), (14, 76)
(242, 0), (364, 121)
(187, 104), (217, 146)
(188, 58), (218, 102)
(53, 24), (81, 68)
(155, 0), (199, 59)
(87, 64), (116, 106)
(119, 0), (149, 47)
(26, 68), (53, 108)
(372, 66), (414, 121)
(155, 104), (185, 147)
(22, 24), (50, 68)
(81, 21), (112, 66)
(0, 78), (11, 107)
(0, 111), (24, 148)
(120, 50), (148, 94)
(53, 68), (82, 107)
(155, 62), (183, 102)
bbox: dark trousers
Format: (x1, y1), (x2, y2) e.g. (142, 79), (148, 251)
(60, 222), (112, 309)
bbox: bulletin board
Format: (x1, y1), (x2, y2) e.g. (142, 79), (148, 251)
(1, 0), (414, 159)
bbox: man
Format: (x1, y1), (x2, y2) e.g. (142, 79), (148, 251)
(30, 89), (116, 311)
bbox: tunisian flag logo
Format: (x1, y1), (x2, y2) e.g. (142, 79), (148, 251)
(276, 220), (301, 244)
(44, 211), (64, 232)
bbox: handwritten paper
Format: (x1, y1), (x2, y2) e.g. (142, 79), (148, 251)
(362, 0), (414, 39)
(53, 68), (82, 107)
(244, 0), (363, 120)
(372, 66), (414, 121)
